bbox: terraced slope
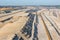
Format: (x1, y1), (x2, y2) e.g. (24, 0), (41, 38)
(0, 8), (60, 40)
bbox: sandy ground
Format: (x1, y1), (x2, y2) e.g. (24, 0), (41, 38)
(0, 8), (60, 40)
(0, 16), (29, 40)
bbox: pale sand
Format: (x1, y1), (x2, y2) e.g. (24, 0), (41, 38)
(0, 17), (29, 40)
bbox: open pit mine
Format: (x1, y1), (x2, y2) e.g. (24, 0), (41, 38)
(0, 6), (60, 40)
